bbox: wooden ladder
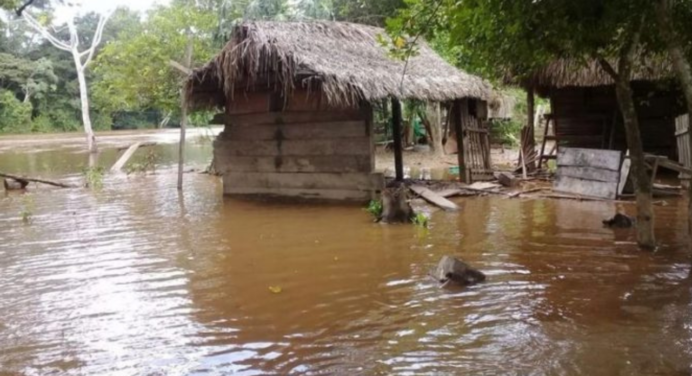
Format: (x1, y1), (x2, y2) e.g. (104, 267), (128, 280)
(537, 114), (558, 170)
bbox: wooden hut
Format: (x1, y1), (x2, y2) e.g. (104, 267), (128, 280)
(185, 21), (493, 201)
(511, 58), (684, 163)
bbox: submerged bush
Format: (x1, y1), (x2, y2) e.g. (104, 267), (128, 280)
(83, 166), (105, 189)
(365, 199), (383, 219)
(125, 150), (158, 175)
(412, 212), (429, 228)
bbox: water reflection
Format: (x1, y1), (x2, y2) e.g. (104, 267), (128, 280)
(0, 141), (691, 375)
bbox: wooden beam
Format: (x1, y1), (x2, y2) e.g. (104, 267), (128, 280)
(391, 98), (404, 181)
(451, 100), (467, 183)
(410, 185), (459, 211)
(169, 60), (192, 76)
(111, 142), (142, 173)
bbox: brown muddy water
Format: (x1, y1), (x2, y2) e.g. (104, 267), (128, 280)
(1, 131), (692, 375)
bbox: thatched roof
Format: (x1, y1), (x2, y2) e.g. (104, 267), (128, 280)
(185, 21), (493, 110)
(506, 57), (673, 92)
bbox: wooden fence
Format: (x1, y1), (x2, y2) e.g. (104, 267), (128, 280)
(464, 118), (493, 181)
(675, 114), (691, 182)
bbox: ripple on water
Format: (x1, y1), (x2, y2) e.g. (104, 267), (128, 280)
(0, 164), (691, 375)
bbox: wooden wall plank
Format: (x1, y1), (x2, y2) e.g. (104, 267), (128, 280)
(215, 138), (370, 157)
(227, 91), (270, 115)
(556, 166), (621, 183)
(224, 172), (384, 191)
(554, 147), (623, 199)
(286, 90), (321, 112)
(223, 186), (374, 201)
(557, 148), (622, 171)
(225, 111), (364, 127)
(215, 155), (372, 173)
(223, 121), (367, 140)
(555, 175), (619, 199)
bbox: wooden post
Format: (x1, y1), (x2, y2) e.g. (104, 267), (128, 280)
(178, 37), (193, 191)
(391, 98), (404, 181)
(524, 86), (536, 171)
(451, 100), (468, 183)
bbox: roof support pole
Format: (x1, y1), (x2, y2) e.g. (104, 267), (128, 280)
(451, 100), (469, 183)
(522, 86), (537, 174)
(391, 98), (405, 181)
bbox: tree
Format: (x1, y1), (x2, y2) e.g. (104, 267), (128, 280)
(92, 4), (217, 118)
(389, 0), (659, 249)
(655, 0), (692, 249)
(23, 4), (112, 152)
(0, 53), (57, 103)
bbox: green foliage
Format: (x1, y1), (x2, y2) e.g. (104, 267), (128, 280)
(365, 199), (383, 219)
(388, 0), (659, 82)
(92, 111), (114, 131)
(93, 4), (218, 116)
(125, 150), (159, 175)
(490, 119), (521, 147)
(83, 166), (105, 189)
(0, 89), (32, 133)
(411, 212), (429, 228)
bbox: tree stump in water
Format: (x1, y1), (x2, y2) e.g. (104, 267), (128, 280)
(3, 178), (29, 191)
(603, 213), (636, 228)
(431, 256), (486, 287)
(380, 185), (415, 224)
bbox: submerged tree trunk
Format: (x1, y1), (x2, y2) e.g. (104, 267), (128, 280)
(75, 65), (96, 153)
(613, 79), (655, 249)
(656, 0), (692, 249)
(419, 103), (444, 157)
(23, 10), (111, 154)
(380, 185), (415, 224)
(598, 23), (656, 250)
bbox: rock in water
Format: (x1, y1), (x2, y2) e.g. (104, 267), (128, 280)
(431, 256), (486, 286)
(603, 213), (636, 228)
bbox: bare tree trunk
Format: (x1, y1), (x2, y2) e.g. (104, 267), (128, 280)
(23, 10), (112, 154)
(75, 65), (96, 153)
(656, 0), (692, 250)
(614, 77), (656, 249)
(598, 22), (656, 250)
(419, 103), (444, 157)
(178, 37), (193, 191)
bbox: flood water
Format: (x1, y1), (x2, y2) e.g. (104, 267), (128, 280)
(1, 131), (692, 375)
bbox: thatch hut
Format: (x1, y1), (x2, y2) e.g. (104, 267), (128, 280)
(510, 58), (684, 161)
(185, 21), (493, 201)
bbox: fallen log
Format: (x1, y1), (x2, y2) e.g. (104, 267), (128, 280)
(111, 142), (142, 173)
(0, 172), (78, 188)
(116, 142), (156, 152)
(410, 185), (459, 211)
(3, 178), (29, 190)
(436, 188), (465, 198)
